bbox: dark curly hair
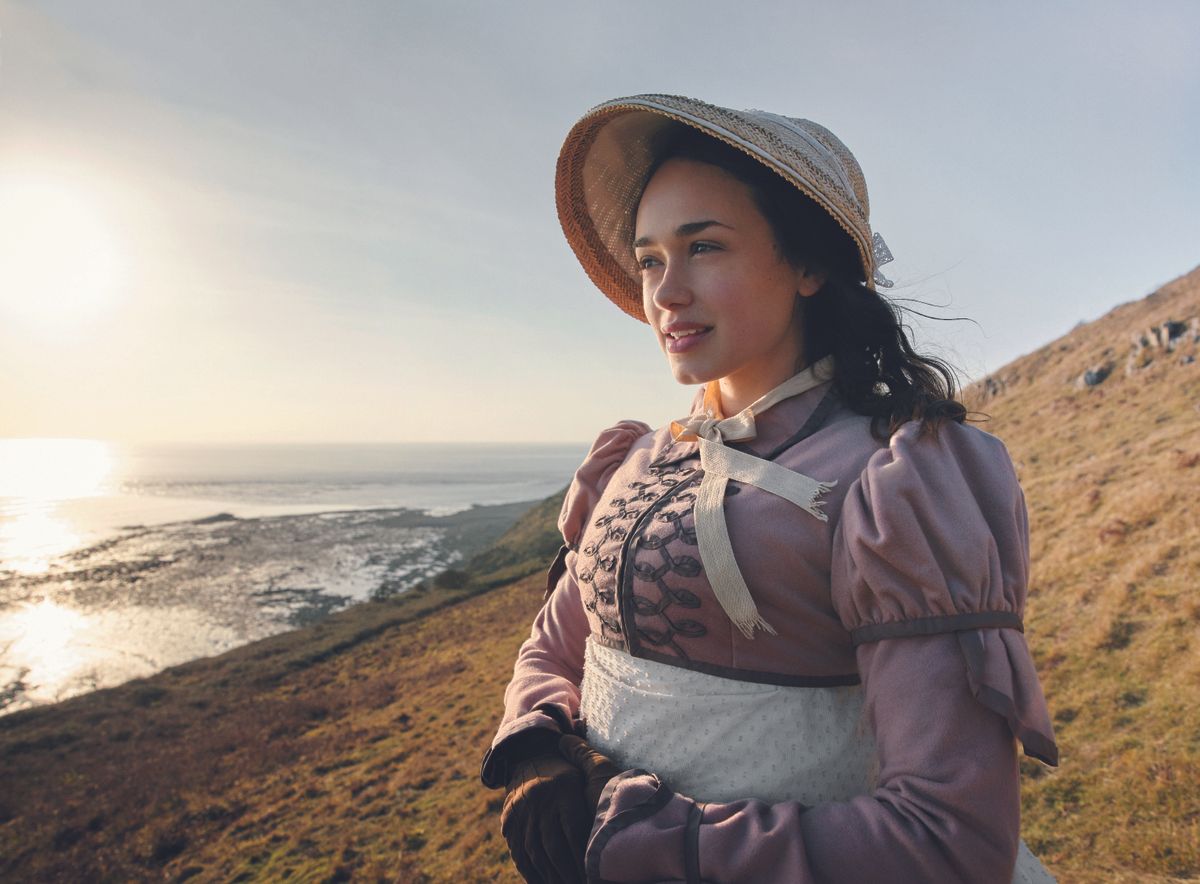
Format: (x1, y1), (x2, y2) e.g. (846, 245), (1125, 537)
(637, 127), (966, 438)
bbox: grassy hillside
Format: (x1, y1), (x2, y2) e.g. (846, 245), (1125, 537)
(964, 265), (1200, 881)
(462, 490), (564, 590)
(1, 267), (1198, 882)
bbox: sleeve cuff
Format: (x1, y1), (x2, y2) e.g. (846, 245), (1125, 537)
(585, 770), (695, 882)
(479, 705), (571, 789)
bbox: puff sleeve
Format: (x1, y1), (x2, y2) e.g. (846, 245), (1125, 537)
(577, 420), (1057, 883)
(832, 419), (1058, 766)
(480, 420), (650, 788)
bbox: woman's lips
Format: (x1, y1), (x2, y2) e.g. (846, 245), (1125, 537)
(664, 327), (712, 354)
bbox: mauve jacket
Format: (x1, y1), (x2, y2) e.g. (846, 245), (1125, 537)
(482, 380), (1058, 883)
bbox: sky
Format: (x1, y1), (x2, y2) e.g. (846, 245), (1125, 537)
(0, 0), (1197, 444)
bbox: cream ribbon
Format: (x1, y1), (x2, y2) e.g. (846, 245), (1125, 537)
(670, 357), (837, 639)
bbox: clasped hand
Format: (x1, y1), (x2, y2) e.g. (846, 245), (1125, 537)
(501, 733), (620, 884)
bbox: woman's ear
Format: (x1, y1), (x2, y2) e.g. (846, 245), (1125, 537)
(794, 264), (828, 298)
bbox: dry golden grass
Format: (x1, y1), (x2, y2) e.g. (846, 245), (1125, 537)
(966, 265), (1200, 882)
(2, 265), (1198, 882)
(0, 576), (541, 882)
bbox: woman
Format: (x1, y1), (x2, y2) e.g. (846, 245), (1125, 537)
(482, 94), (1058, 883)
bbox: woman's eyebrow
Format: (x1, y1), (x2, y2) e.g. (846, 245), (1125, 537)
(633, 219), (734, 249)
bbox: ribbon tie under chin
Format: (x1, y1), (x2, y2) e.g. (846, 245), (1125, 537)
(670, 357), (837, 639)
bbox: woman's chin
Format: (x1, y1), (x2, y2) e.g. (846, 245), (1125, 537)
(668, 363), (716, 387)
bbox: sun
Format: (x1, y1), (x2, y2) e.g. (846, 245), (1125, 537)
(0, 168), (125, 330)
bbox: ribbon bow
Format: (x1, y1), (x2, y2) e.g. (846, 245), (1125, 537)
(669, 356), (837, 639)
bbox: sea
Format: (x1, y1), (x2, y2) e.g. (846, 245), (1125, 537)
(0, 439), (585, 716)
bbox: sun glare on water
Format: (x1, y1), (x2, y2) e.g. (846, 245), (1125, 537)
(0, 599), (90, 697)
(0, 168), (125, 330)
(0, 439), (115, 574)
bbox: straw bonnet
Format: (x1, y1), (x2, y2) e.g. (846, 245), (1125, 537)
(555, 93), (893, 323)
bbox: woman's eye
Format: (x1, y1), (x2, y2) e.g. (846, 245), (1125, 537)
(636, 255), (661, 271)
(690, 241), (718, 255)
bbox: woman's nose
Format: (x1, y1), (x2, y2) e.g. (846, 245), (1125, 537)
(648, 260), (693, 311)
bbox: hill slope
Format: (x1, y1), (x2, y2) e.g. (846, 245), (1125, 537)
(964, 264), (1200, 880)
(1, 266), (1198, 882)
(0, 562), (549, 881)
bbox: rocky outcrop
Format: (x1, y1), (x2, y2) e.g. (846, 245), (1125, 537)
(1076, 362), (1114, 388)
(1126, 316), (1199, 376)
(1060, 315), (1200, 388)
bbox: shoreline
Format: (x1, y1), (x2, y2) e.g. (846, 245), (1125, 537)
(1, 489), (550, 574)
(0, 497), (541, 718)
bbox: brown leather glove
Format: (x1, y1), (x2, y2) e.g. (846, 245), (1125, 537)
(501, 750), (592, 883)
(558, 734), (622, 815)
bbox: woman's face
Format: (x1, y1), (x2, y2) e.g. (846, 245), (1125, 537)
(634, 158), (823, 413)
